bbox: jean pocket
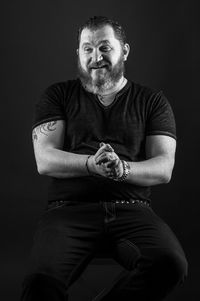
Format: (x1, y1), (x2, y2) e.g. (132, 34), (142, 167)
(46, 200), (74, 211)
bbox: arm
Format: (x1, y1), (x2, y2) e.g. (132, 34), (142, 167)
(126, 135), (176, 185)
(94, 135), (176, 186)
(32, 121), (115, 178)
(32, 120), (89, 178)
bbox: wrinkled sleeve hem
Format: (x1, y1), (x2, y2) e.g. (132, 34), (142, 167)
(32, 116), (65, 131)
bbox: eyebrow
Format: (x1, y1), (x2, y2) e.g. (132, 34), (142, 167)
(82, 40), (111, 47)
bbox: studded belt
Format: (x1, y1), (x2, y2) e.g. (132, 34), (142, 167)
(47, 199), (150, 210)
(113, 199), (150, 206)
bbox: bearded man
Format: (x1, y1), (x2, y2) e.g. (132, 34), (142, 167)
(21, 16), (188, 301)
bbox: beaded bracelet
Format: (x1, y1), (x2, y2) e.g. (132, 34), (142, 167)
(86, 155), (92, 175)
(114, 160), (130, 182)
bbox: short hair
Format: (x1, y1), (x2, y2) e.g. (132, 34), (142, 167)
(77, 16), (127, 47)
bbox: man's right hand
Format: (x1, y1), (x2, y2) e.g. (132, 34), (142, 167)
(87, 143), (115, 178)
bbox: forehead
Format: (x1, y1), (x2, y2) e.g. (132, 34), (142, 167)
(79, 25), (120, 46)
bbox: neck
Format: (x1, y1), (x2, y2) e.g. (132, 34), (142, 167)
(96, 77), (127, 106)
(97, 76), (127, 97)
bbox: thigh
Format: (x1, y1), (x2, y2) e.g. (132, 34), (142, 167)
(25, 202), (103, 287)
(110, 203), (186, 270)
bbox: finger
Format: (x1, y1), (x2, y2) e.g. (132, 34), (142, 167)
(104, 168), (115, 177)
(95, 144), (111, 158)
(102, 162), (118, 177)
(98, 163), (113, 177)
(96, 154), (111, 165)
(95, 149), (107, 161)
(96, 152), (117, 165)
(106, 158), (119, 168)
(99, 142), (114, 152)
(106, 144), (114, 152)
(107, 168), (117, 178)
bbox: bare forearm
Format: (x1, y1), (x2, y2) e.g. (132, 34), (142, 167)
(125, 155), (174, 186)
(36, 148), (89, 178)
(36, 146), (174, 185)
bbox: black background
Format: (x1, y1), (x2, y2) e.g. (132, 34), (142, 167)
(1, 0), (199, 300)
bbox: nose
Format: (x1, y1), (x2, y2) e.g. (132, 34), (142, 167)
(92, 49), (103, 63)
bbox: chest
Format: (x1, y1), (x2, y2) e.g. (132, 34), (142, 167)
(64, 93), (146, 151)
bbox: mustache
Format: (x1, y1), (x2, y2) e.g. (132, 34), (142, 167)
(88, 60), (110, 69)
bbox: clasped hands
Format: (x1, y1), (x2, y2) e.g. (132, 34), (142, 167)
(87, 142), (124, 179)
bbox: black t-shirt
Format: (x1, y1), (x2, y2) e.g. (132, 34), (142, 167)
(32, 78), (176, 203)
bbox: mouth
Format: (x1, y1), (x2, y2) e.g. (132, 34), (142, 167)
(90, 64), (109, 70)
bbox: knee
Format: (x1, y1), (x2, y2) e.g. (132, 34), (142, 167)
(155, 249), (188, 286)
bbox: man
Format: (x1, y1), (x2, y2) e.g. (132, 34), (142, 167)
(21, 16), (188, 300)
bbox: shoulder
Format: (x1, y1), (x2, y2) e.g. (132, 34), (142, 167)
(128, 80), (159, 98)
(39, 78), (81, 107)
(128, 80), (170, 108)
(42, 78), (80, 96)
(126, 80), (164, 111)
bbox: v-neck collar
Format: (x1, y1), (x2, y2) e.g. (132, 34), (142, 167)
(79, 78), (131, 109)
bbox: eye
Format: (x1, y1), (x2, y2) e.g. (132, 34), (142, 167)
(100, 45), (112, 52)
(84, 47), (93, 53)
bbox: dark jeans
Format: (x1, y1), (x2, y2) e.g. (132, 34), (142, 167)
(20, 200), (188, 300)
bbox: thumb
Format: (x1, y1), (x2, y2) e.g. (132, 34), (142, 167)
(99, 142), (114, 152)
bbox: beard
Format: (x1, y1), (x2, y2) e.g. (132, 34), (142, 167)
(77, 53), (125, 94)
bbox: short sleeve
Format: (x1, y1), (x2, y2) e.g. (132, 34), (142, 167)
(146, 91), (177, 140)
(32, 82), (66, 130)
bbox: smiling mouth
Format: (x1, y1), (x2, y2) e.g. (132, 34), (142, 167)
(91, 65), (108, 70)
(90, 63), (108, 69)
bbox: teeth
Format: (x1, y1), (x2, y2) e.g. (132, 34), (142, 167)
(91, 65), (107, 69)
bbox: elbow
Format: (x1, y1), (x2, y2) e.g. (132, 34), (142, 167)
(160, 158), (175, 184)
(37, 165), (47, 175)
(160, 169), (173, 184)
(36, 161), (49, 176)
(35, 151), (58, 177)
(35, 148), (54, 176)
(162, 173), (172, 184)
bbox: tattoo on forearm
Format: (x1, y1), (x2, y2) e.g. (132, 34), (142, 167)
(32, 129), (38, 141)
(32, 121), (57, 141)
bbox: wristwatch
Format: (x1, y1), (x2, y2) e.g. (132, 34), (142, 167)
(115, 160), (130, 182)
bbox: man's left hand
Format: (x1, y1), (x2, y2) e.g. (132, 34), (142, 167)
(95, 143), (124, 179)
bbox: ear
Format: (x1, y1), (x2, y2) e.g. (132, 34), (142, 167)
(123, 43), (130, 61)
(76, 49), (79, 55)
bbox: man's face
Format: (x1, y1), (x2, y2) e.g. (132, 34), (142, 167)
(77, 25), (129, 93)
